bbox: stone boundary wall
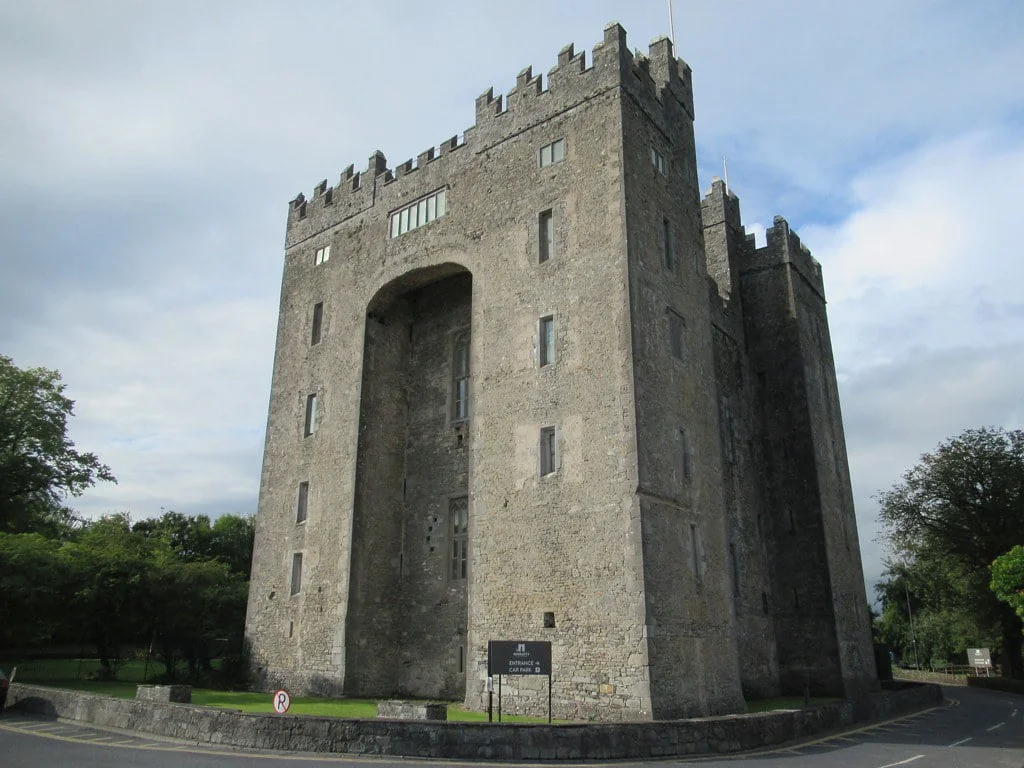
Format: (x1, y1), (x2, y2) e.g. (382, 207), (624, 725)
(966, 677), (1024, 696)
(7, 683), (941, 760)
(895, 669), (970, 686)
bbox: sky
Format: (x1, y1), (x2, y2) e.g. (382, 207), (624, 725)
(2, 0), (1022, 601)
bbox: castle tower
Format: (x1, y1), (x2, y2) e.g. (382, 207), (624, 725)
(245, 23), (876, 721)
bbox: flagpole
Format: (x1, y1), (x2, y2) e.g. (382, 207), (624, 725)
(667, 0), (676, 44)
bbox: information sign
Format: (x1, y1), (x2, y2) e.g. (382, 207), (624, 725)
(488, 640), (551, 676)
(968, 647), (992, 668)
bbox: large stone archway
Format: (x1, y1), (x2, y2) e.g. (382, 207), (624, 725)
(345, 264), (472, 699)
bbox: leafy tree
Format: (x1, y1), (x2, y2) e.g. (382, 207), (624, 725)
(0, 355), (115, 536)
(992, 545), (1024, 620)
(0, 532), (70, 647)
(133, 511), (254, 576)
(877, 427), (1024, 677)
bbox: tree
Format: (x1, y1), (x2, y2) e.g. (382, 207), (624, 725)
(0, 355), (115, 536)
(877, 427), (1024, 677)
(0, 532), (71, 648)
(991, 545), (1024, 620)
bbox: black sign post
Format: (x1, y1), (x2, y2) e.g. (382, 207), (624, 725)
(487, 640), (553, 723)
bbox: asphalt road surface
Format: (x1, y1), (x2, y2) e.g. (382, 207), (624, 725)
(1, 686), (1021, 767)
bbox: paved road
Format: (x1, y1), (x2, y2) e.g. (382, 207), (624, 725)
(1, 686), (1021, 767)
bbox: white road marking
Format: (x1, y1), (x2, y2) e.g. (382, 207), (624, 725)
(986, 721), (1005, 731)
(948, 736), (973, 747)
(1012, 708), (1018, 718)
(877, 756), (925, 768)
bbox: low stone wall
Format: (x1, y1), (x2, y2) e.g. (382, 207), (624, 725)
(377, 700), (447, 720)
(966, 677), (1024, 695)
(136, 685), (192, 703)
(6, 682), (942, 760)
(894, 669), (969, 686)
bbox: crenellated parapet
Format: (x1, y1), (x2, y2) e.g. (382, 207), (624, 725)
(284, 22), (693, 245)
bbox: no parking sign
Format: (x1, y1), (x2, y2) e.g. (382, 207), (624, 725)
(273, 689), (291, 714)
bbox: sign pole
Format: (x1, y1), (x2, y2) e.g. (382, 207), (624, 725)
(548, 672), (552, 723)
(498, 674), (502, 723)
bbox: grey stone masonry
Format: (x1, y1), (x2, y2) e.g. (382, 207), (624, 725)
(377, 700), (448, 720)
(244, 21), (878, 721)
(136, 684), (192, 703)
(9, 682), (942, 760)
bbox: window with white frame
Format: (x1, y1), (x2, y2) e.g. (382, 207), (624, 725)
(452, 332), (469, 421)
(651, 147), (667, 174)
(296, 481), (309, 524)
(304, 393), (318, 437)
(539, 315), (555, 367)
(290, 552), (303, 595)
(449, 496), (468, 581)
(667, 308), (685, 362)
(540, 426), (558, 476)
(538, 138), (565, 168)
(389, 188), (447, 238)
(314, 245), (330, 265)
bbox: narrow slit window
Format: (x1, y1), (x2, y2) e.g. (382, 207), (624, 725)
(311, 302), (323, 346)
(677, 428), (693, 486)
(539, 315), (555, 366)
(449, 497), (468, 580)
(690, 524), (702, 584)
(538, 209), (553, 263)
(667, 308), (685, 362)
(540, 426), (558, 476)
(663, 217), (673, 271)
(304, 393), (318, 437)
(729, 544), (739, 596)
(651, 147), (667, 174)
(452, 332), (469, 421)
(290, 552), (303, 595)
(296, 481), (309, 524)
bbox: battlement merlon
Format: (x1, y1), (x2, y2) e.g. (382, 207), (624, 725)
(701, 178), (743, 231)
(746, 216), (827, 301)
(285, 23), (694, 236)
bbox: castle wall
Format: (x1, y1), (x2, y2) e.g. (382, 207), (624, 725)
(619, 40), (744, 717)
(246, 21), (875, 720)
(702, 181), (780, 699)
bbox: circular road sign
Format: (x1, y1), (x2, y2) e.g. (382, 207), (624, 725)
(273, 689), (291, 714)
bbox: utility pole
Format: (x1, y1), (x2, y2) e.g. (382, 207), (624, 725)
(904, 580), (920, 669)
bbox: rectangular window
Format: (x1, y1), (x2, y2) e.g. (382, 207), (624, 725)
(667, 308), (685, 361)
(389, 188), (447, 238)
(311, 302), (323, 346)
(538, 138), (566, 168)
(290, 552), (303, 595)
(452, 332), (469, 421)
(540, 426), (558, 476)
(651, 147), (667, 174)
(538, 209), (553, 263)
(296, 481), (309, 524)
(314, 245), (330, 265)
(449, 496), (468, 581)
(539, 315), (554, 366)
(663, 217), (673, 271)
(720, 397), (735, 464)
(304, 393), (318, 436)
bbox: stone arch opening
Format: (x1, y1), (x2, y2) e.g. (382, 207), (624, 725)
(345, 263), (472, 699)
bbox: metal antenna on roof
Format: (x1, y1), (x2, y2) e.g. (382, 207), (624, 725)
(723, 155), (730, 195)
(667, 0), (676, 44)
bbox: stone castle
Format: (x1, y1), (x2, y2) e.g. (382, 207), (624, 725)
(245, 23), (877, 720)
